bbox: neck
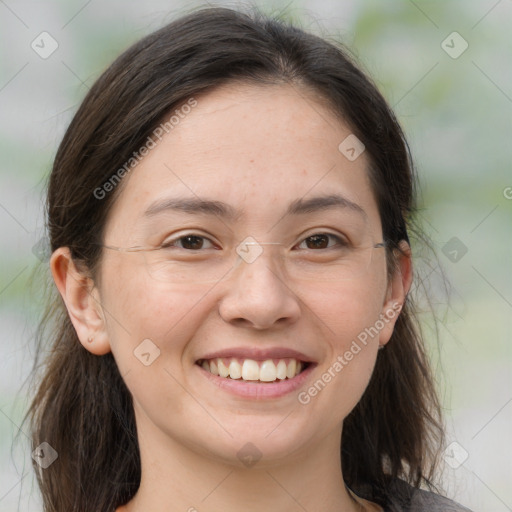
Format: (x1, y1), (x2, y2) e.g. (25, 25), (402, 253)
(120, 415), (365, 512)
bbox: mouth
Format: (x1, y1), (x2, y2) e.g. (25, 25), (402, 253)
(195, 357), (312, 384)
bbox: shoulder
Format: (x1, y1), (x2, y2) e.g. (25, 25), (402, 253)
(353, 478), (475, 512)
(385, 478), (475, 512)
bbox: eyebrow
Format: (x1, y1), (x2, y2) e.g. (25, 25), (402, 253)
(143, 193), (367, 221)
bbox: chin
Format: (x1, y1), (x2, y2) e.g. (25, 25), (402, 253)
(219, 418), (317, 466)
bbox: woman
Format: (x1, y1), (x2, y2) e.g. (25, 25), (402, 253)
(25, 5), (474, 512)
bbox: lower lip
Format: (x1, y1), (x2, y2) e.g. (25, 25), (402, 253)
(195, 363), (316, 399)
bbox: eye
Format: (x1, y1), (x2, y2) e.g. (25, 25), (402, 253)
(158, 232), (348, 252)
(296, 233), (349, 250)
(160, 233), (216, 251)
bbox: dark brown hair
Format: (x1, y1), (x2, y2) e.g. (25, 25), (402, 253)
(22, 5), (445, 511)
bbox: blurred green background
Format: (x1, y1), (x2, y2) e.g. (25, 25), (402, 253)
(0, 1), (510, 510)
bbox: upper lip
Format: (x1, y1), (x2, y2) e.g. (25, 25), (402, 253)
(197, 347), (316, 363)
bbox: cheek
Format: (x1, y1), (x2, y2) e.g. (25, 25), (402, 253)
(100, 260), (203, 369)
(300, 275), (386, 417)
(306, 272), (387, 349)
(103, 279), (209, 424)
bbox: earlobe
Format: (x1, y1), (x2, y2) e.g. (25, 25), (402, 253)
(378, 240), (413, 347)
(50, 247), (112, 355)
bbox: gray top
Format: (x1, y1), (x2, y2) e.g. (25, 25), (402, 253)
(351, 478), (475, 512)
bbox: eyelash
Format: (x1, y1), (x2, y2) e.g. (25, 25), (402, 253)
(159, 232), (349, 251)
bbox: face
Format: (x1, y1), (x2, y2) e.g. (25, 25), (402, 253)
(55, 82), (409, 467)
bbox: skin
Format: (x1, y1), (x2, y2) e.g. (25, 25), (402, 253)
(51, 82), (412, 512)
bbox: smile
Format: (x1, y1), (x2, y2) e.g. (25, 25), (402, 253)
(196, 357), (309, 383)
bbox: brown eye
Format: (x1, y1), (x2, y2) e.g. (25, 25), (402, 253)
(298, 233), (347, 250)
(161, 234), (215, 250)
(179, 235), (206, 250)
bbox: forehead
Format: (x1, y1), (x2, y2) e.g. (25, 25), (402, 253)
(104, 82), (381, 237)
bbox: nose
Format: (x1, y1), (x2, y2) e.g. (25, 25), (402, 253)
(218, 243), (301, 330)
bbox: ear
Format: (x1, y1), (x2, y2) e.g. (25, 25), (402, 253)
(378, 240), (413, 346)
(50, 247), (111, 355)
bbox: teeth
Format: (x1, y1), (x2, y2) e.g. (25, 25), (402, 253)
(286, 359), (296, 379)
(276, 360), (287, 380)
(218, 359), (230, 378)
(228, 360), (242, 379)
(259, 360), (277, 382)
(200, 357), (306, 382)
(241, 359), (259, 380)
